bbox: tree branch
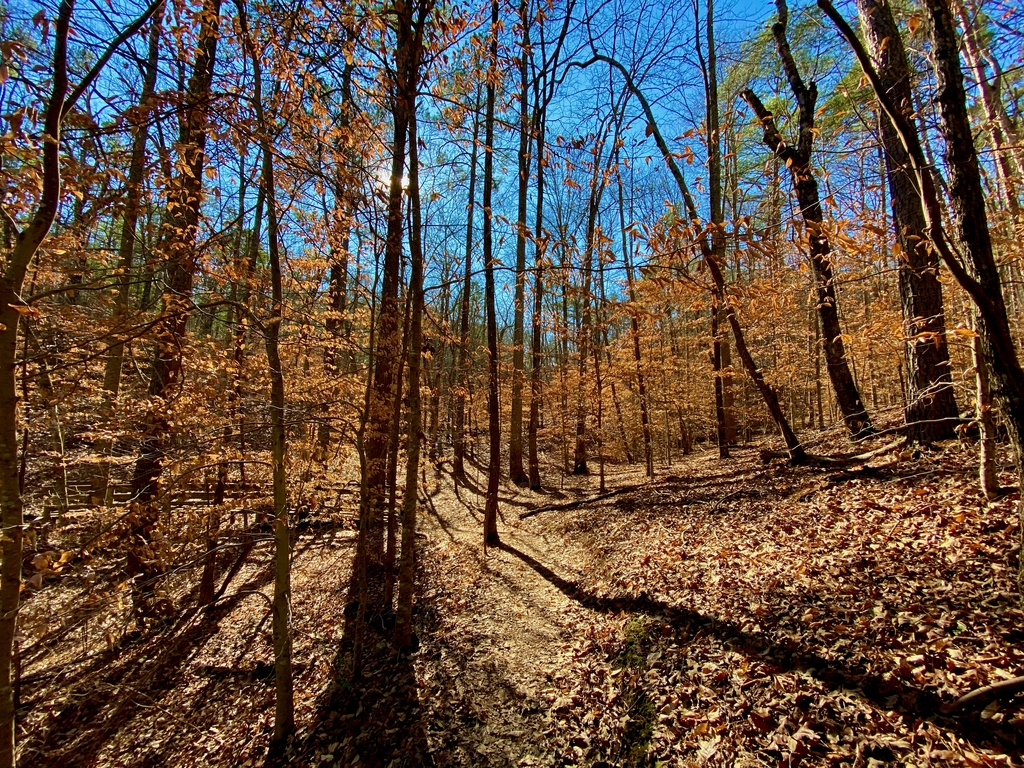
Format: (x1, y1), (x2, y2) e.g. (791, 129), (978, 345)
(816, 0), (995, 321)
(63, 0), (166, 118)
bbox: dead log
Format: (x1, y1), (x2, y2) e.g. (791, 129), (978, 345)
(519, 483), (644, 519)
(759, 439), (903, 467)
(941, 676), (1024, 714)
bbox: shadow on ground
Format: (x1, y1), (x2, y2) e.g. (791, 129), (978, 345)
(496, 522), (1022, 757)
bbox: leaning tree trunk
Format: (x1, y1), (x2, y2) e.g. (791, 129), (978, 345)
(711, 294), (730, 459)
(582, 53), (806, 462)
(954, 0), (1024, 215)
(922, 0), (1024, 591)
(856, 0), (958, 442)
(741, 0), (872, 438)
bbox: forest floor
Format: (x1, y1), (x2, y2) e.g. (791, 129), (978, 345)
(17, 436), (1024, 766)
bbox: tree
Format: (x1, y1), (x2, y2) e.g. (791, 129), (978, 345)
(527, 0), (577, 489)
(355, 0), (431, 644)
(453, 84), (481, 483)
(483, 0), (501, 545)
(235, 0), (293, 743)
(0, 2), (163, 762)
(742, 0), (873, 439)
(820, 0), (1024, 593)
(509, 0), (531, 486)
(696, 0), (732, 459)
(96, 0), (165, 504)
(579, 53), (807, 463)
(855, 0), (958, 443)
(132, 0), (225, 499)
(395, 90), (426, 650)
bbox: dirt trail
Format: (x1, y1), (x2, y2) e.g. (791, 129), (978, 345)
(415, 464), (627, 766)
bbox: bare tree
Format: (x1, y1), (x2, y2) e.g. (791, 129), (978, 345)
(741, 0), (873, 439)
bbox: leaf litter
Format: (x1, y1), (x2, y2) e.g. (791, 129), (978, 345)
(17, 439), (1024, 766)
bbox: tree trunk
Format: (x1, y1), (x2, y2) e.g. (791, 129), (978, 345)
(509, 0), (531, 486)
(396, 98), (425, 650)
(0, 0), (162, 760)
(711, 294), (730, 459)
(971, 311), (1000, 500)
(235, 1), (293, 743)
(527, 108), (546, 490)
(483, 0), (500, 545)
(856, 0), (958, 442)
(741, 0), (872, 438)
(617, 162), (653, 477)
(700, 0), (735, 452)
(572, 133), (613, 475)
(922, 0), (1024, 587)
(954, 0), (1024, 214)
(820, 0), (1024, 593)
(132, 0), (224, 499)
(358, 0), (421, 610)
(0, 10), (74, 764)
(97, 2), (163, 502)
(585, 53), (805, 462)
(453, 85), (481, 482)
(384, 283), (411, 609)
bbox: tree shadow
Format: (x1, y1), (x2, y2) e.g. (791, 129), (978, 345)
(20, 560), (277, 766)
(290, 551), (432, 768)
(493, 541), (1018, 753)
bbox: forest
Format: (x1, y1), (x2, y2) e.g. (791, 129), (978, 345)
(2, 0), (1024, 763)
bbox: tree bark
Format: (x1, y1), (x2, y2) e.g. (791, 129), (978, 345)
(819, 0), (1024, 594)
(971, 312), (1000, 500)
(616, 158), (653, 477)
(699, 0), (733, 456)
(953, 0), (1024, 215)
(527, 108), (546, 489)
(358, 0), (423, 606)
(856, 0), (958, 442)
(483, 0), (500, 545)
(132, 0), (224, 499)
(97, 2), (164, 502)
(0, 0), (163, 761)
(527, 1), (576, 489)
(509, 0), (531, 486)
(235, 0), (293, 743)
(454, 85), (481, 483)
(0, 6), (73, 763)
(396, 98), (425, 650)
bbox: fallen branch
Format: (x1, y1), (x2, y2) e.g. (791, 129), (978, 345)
(760, 439), (903, 467)
(710, 489), (744, 513)
(942, 676), (1024, 714)
(519, 483), (644, 519)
